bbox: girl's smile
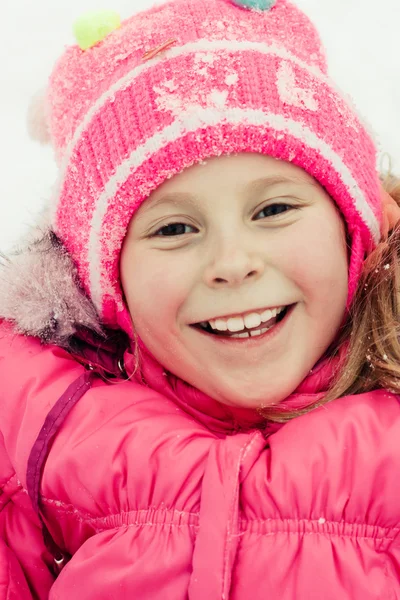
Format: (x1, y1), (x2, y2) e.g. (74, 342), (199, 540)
(190, 303), (293, 339)
(120, 152), (348, 410)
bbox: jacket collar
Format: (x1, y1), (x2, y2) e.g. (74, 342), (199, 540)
(124, 341), (344, 436)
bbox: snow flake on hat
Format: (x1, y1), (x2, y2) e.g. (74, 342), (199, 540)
(153, 79), (229, 118)
(276, 61), (318, 112)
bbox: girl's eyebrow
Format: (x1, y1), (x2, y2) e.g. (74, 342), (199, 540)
(145, 174), (312, 211)
(144, 191), (201, 211)
(246, 174), (313, 195)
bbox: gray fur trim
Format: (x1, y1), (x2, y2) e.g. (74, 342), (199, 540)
(0, 227), (103, 345)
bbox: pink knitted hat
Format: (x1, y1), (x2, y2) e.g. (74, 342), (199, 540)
(37, 0), (382, 334)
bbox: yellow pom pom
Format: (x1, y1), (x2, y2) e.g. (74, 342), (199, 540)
(73, 11), (121, 51)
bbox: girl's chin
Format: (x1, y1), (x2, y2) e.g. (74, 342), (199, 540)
(200, 381), (290, 410)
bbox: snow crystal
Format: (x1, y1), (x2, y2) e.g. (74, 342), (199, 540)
(194, 52), (216, 65)
(225, 73), (239, 86)
(276, 61), (318, 112)
(209, 90), (228, 108)
(163, 80), (178, 92)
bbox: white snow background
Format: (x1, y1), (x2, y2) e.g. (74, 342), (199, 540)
(1, 0), (398, 251)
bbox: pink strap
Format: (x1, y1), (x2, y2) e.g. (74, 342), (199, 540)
(26, 370), (95, 574)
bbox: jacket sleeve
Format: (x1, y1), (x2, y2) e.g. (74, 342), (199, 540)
(0, 321), (59, 599)
(0, 432), (55, 600)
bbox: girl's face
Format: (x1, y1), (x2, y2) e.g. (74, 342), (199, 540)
(121, 153), (348, 409)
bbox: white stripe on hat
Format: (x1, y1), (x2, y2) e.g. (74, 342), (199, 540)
(87, 106), (380, 310)
(53, 40), (329, 195)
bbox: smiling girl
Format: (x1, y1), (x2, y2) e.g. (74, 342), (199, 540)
(1, 0), (400, 598)
(121, 153), (348, 408)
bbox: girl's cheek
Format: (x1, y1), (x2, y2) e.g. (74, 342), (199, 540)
(125, 251), (192, 315)
(276, 218), (347, 291)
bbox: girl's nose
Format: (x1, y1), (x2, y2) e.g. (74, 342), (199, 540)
(203, 236), (265, 288)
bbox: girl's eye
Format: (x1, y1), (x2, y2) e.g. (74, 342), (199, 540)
(255, 203), (293, 220)
(153, 222), (197, 237)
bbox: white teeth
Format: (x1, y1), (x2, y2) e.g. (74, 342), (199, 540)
(206, 306), (286, 332)
(244, 312), (262, 329)
(230, 326), (271, 339)
(250, 328), (262, 337)
(261, 308), (273, 322)
(214, 318), (227, 331)
(227, 316), (245, 332)
(261, 306), (284, 322)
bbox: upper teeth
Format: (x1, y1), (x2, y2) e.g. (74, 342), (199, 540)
(201, 306), (285, 333)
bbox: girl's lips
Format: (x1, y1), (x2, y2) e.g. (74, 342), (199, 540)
(190, 303), (296, 345)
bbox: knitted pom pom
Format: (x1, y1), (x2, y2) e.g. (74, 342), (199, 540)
(230, 0), (276, 10)
(27, 88), (51, 145)
(73, 11), (121, 51)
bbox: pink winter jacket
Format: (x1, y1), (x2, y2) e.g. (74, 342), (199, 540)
(1, 321), (400, 600)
